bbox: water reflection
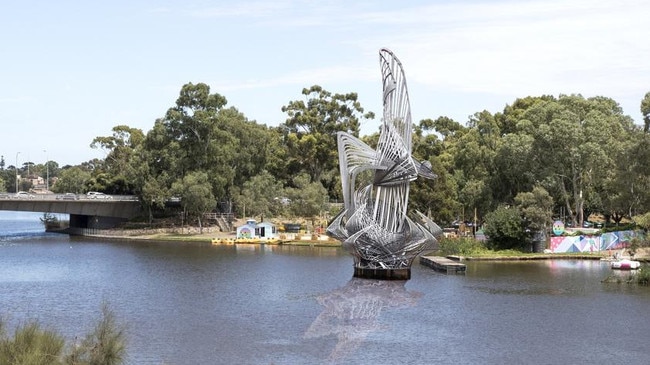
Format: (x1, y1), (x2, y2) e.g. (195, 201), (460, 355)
(305, 278), (421, 363)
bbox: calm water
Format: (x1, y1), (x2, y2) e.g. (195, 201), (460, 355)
(1, 211), (649, 364)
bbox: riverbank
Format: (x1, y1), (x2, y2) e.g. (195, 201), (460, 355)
(74, 227), (343, 247)
(67, 226), (650, 261)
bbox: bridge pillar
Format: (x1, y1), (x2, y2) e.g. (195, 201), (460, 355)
(69, 214), (127, 229)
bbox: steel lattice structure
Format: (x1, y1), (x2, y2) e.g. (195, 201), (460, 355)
(326, 48), (443, 273)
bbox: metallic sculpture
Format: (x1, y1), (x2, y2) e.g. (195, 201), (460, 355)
(326, 48), (443, 280)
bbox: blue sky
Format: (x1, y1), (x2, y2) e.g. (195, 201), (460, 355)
(2, 0), (649, 166)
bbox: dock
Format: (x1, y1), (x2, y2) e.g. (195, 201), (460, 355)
(420, 256), (466, 274)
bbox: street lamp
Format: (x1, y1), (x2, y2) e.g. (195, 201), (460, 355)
(15, 152), (20, 193)
(43, 150), (49, 192)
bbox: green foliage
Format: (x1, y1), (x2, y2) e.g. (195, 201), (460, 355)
(633, 212), (650, 230)
(483, 205), (528, 250)
(436, 237), (488, 256)
(635, 265), (650, 285)
(65, 303), (126, 365)
(51, 167), (92, 194)
(603, 265), (650, 285)
(39, 213), (58, 225)
(515, 185), (554, 232)
(0, 321), (65, 365)
(69, 83), (650, 227)
(172, 171), (216, 231)
(285, 173), (328, 218)
(233, 171), (285, 219)
(641, 91), (650, 132)
(281, 85), (375, 195)
(0, 303), (126, 365)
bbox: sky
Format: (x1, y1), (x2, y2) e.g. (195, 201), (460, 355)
(2, 0), (649, 167)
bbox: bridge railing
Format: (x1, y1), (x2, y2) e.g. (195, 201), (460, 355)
(0, 193), (139, 201)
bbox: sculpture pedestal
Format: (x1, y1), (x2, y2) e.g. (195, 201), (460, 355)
(353, 267), (411, 280)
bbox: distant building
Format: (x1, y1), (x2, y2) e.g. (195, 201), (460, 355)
(236, 219), (279, 240)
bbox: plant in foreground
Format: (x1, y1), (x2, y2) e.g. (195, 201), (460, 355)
(0, 303), (126, 365)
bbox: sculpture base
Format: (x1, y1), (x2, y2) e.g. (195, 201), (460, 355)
(353, 267), (411, 280)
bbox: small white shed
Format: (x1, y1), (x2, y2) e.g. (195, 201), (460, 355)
(236, 219), (279, 240)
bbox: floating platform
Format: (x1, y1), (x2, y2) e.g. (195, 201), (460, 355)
(353, 267), (410, 280)
(420, 256), (466, 274)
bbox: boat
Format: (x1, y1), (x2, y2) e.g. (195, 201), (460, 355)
(611, 259), (641, 270)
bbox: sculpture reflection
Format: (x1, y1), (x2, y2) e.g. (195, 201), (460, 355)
(304, 278), (421, 362)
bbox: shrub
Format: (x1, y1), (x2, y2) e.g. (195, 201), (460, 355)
(635, 266), (650, 286)
(0, 303), (126, 365)
(0, 321), (65, 365)
(437, 237), (488, 256)
(483, 206), (528, 251)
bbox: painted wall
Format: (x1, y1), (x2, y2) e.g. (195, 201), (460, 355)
(550, 230), (639, 253)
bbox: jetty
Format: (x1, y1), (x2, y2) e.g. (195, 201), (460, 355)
(420, 256), (466, 274)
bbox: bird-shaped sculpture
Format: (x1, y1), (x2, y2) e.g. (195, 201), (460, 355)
(327, 48), (443, 279)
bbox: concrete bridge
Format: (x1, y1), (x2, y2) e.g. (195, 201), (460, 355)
(0, 193), (142, 229)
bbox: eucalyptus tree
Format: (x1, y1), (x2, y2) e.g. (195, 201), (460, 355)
(158, 82), (229, 174)
(171, 171), (216, 232)
(449, 111), (500, 220)
(232, 170), (285, 220)
(641, 91), (650, 132)
(90, 124), (144, 194)
(50, 166), (91, 194)
(144, 82), (280, 209)
(604, 129), (650, 222)
(284, 173), (328, 219)
(492, 133), (536, 202)
(514, 185), (554, 233)
(280, 85), (375, 195)
(409, 119), (459, 225)
(514, 94), (633, 226)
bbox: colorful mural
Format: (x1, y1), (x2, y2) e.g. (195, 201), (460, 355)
(550, 230), (639, 253)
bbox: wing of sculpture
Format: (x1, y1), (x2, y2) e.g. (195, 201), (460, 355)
(326, 48), (443, 278)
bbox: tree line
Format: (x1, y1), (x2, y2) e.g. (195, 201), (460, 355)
(3, 82), (650, 236)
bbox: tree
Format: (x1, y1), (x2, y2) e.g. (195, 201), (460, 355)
(512, 94), (631, 227)
(172, 171), (216, 233)
(51, 167), (91, 194)
(483, 205), (528, 250)
(515, 185), (554, 233)
(285, 173), (328, 219)
(641, 91), (650, 132)
(140, 176), (168, 224)
(281, 85), (375, 194)
(64, 303), (126, 365)
(233, 171), (285, 220)
(143, 82), (280, 207)
(409, 119), (459, 225)
(90, 125), (145, 195)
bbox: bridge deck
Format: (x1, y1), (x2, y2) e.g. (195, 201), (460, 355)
(0, 193), (141, 220)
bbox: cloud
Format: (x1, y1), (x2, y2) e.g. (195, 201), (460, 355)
(352, 0), (650, 98)
(215, 65), (375, 92)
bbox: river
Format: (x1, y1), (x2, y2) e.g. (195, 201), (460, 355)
(1, 211), (649, 364)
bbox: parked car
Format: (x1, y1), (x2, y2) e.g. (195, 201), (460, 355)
(57, 193), (78, 200)
(14, 191), (35, 199)
(0, 193), (11, 199)
(87, 191), (112, 200)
